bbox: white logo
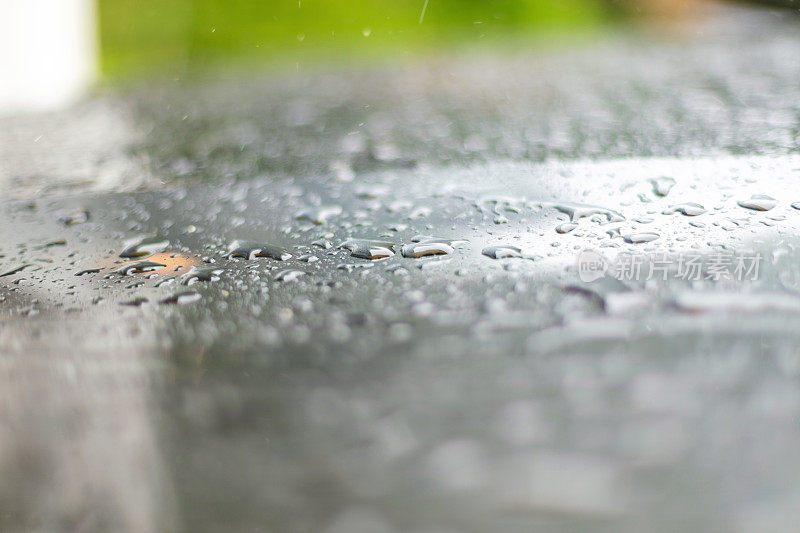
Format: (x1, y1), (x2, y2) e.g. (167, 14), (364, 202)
(577, 249), (608, 282)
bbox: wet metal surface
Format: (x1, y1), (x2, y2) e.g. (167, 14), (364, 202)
(3, 5), (800, 532)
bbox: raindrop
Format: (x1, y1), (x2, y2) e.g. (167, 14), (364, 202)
(401, 238), (454, 258)
(545, 202), (624, 223)
(75, 268), (102, 276)
(120, 297), (148, 307)
(181, 266), (222, 285)
(228, 240), (292, 260)
(341, 238), (396, 260)
(112, 260), (166, 275)
(58, 208), (90, 226)
(311, 239), (333, 249)
(275, 269), (307, 282)
(160, 291), (201, 305)
(482, 245), (522, 259)
(295, 205), (342, 225)
(556, 222), (578, 234)
(0, 264), (32, 277)
(650, 177), (676, 197)
(662, 203), (706, 216)
(738, 195), (777, 211)
(623, 232), (660, 244)
(119, 235), (170, 258)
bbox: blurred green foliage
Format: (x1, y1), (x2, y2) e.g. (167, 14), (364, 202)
(99, 0), (614, 79)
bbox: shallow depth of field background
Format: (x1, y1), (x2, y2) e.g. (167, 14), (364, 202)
(98, 0), (697, 79)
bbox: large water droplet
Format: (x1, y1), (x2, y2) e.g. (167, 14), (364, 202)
(401, 237), (454, 258)
(160, 291), (202, 305)
(341, 238), (396, 260)
(58, 208), (90, 226)
(738, 195), (777, 211)
(119, 235), (170, 258)
(623, 232), (660, 244)
(482, 245), (522, 259)
(556, 222), (578, 234)
(120, 297), (148, 307)
(295, 205), (342, 225)
(228, 240), (291, 260)
(275, 269), (307, 282)
(650, 177), (676, 197)
(662, 203), (706, 216)
(181, 266), (222, 285)
(112, 260), (166, 275)
(546, 202), (625, 223)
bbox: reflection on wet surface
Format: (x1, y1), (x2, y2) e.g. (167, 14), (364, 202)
(5, 153), (800, 531)
(4, 5), (800, 532)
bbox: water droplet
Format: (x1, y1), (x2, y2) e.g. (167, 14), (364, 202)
(738, 195), (777, 211)
(295, 205), (342, 225)
(482, 245), (522, 259)
(297, 253), (318, 263)
(120, 297), (148, 307)
(181, 266), (222, 285)
(58, 208), (90, 226)
(311, 239), (333, 249)
(662, 203), (706, 216)
(0, 264), (32, 277)
(112, 260), (166, 275)
(160, 291), (201, 305)
(341, 238), (396, 260)
(556, 222), (578, 234)
(275, 269), (307, 282)
(623, 232), (659, 244)
(791, 202), (800, 210)
(401, 239), (454, 258)
(75, 268), (102, 276)
(228, 240), (292, 260)
(650, 177), (676, 197)
(120, 235), (170, 258)
(546, 202), (624, 223)
(410, 235), (467, 245)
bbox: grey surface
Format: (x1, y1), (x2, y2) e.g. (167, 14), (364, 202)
(3, 4), (800, 532)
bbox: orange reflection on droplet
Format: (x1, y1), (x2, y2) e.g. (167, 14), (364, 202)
(114, 252), (199, 276)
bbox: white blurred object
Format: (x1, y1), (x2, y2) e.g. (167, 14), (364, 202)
(0, 0), (96, 114)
